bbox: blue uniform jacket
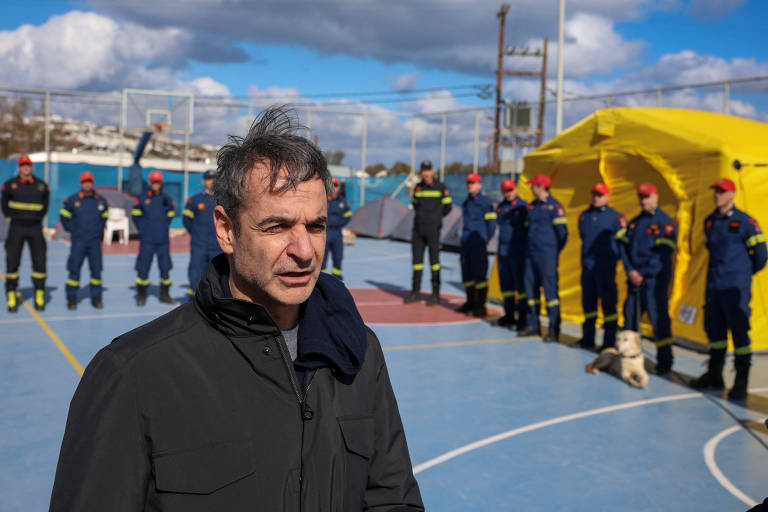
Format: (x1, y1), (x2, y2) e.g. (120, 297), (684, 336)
(461, 194), (497, 247)
(327, 195), (352, 230)
(59, 191), (109, 242)
(579, 205), (626, 271)
(704, 207), (767, 290)
(182, 192), (218, 250)
(619, 208), (676, 277)
(525, 195), (567, 255)
(131, 190), (175, 244)
(496, 197), (528, 258)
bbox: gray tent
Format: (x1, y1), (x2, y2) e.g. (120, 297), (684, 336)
(346, 195), (409, 239)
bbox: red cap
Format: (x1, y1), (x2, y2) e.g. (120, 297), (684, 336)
(500, 179), (516, 192)
(79, 171), (94, 183)
(17, 155), (32, 166)
(332, 177), (339, 186)
(148, 170), (164, 183)
(527, 174), (552, 188)
(710, 177), (736, 192)
(591, 182), (610, 195)
(466, 173), (482, 183)
(637, 182), (657, 196)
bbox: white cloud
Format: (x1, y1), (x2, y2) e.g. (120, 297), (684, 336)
(388, 72), (420, 92)
(0, 10), (237, 92)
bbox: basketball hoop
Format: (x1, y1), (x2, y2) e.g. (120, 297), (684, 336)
(152, 123), (170, 137)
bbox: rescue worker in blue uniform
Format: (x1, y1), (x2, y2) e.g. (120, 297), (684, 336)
(59, 171), (109, 310)
(322, 177), (352, 280)
(691, 177), (767, 400)
(496, 178), (528, 330)
(519, 174), (567, 341)
(182, 170), (220, 298)
(577, 182), (626, 349)
(2, 155), (49, 312)
(457, 173), (497, 317)
(404, 160), (452, 305)
(132, 170), (176, 306)
(619, 182), (676, 374)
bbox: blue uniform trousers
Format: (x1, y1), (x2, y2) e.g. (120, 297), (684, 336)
(322, 228), (344, 278)
(623, 275), (673, 366)
(704, 287), (752, 366)
(460, 244), (488, 289)
(66, 240), (103, 301)
(524, 253), (560, 332)
(188, 245), (220, 295)
(135, 241), (172, 284)
(498, 254), (525, 317)
(581, 268), (619, 347)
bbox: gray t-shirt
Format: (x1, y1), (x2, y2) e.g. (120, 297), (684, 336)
(281, 325), (299, 361)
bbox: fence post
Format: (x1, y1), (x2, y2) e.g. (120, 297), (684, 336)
(440, 114), (446, 181)
(360, 112), (368, 206)
(723, 82), (730, 115)
(656, 89), (662, 107)
(411, 116), (417, 173)
(306, 108), (312, 138)
(473, 110), (480, 173)
(118, 91), (124, 191)
(44, 90), (50, 227)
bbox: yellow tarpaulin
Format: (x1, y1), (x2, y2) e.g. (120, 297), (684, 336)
(489, 107), (768, 351)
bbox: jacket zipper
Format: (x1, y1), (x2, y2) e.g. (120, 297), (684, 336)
(274, 335), (317, 511)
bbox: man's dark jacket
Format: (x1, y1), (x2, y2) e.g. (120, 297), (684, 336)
(50, 255), (424, 511)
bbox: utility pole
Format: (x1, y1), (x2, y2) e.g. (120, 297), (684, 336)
(555, 0), (565, 134)
(492, 4), (510, 174)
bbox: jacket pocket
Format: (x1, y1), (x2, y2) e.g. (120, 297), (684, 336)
(338, 416), (375, 509)
(152, 439), (256, 494)
(338, 415), (375, 459)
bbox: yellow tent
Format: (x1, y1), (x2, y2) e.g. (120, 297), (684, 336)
(489, 107), (768, 351)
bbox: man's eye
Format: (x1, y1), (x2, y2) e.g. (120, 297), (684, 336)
(265, 224), (286, 233)
(308, 223), (326, 233)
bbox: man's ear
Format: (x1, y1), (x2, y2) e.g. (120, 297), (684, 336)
(214, 205), (235, 255)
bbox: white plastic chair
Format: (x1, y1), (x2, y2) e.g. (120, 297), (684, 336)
(103, 207), (130, 245)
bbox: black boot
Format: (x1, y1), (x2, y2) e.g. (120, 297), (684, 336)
(91, 298), (103, 309)
(518, 326), (540, 337)
(67, 299), (77, 310)
(727, 364), (750, 401)
(136, 285), (148, 306)
(456, 285), (475, 313)
(159, 284), (176, 305)
(404, 270), (422, 303)
(34, 289), (45, 311)
(472, 287), (487, 317)
(515, 309), (527, 332)
(690, 358), (725, 390)
(426, 271), (440, 306)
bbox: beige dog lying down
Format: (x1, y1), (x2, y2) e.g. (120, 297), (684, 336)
(585, 330), (649, 389)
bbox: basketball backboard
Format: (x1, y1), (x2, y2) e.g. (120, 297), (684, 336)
(122, 89), (194, 134)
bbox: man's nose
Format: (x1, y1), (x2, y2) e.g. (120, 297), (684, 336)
(287, 225), (315, 265)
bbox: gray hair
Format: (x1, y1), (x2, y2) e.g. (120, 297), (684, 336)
(214, 106), (332, 236)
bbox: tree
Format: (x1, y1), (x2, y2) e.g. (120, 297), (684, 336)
(0, 97), (44, 158)
(324, 150), (345, 166)
(388, 161), (411, 175)
(365, 163), (387, 176)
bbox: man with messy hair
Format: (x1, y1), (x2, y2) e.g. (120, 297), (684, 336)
(50, 107), (424, 512)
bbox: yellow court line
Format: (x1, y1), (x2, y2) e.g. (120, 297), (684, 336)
(384, 336), (539, 351)
(0, 271), (84, 375)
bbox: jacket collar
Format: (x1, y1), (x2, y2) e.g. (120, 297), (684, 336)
(195, 254), (367, 378)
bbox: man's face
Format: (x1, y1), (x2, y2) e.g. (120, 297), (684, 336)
(150, 181), (162, 193)
(420, 168), (435, 183)
(503, 189), (517, 201)
(531, 183), (547, 199)
(591, 192), (609, 208)
(18, 163), (32, 178)
(714, 188), (734, 209)
(332, 182), (340, 198)
(217, 164), (327, 308)
(467, 182), (482, 195)
(639, 192), (658, 212)
(203, 177), (214, 194)
(81, 181), (94, 193)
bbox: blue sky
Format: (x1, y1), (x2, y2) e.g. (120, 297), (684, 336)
(0, 0), (766, 166)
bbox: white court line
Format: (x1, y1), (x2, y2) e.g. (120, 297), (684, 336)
(413, 393), (701, 474)
(703, 425), (759, 507)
